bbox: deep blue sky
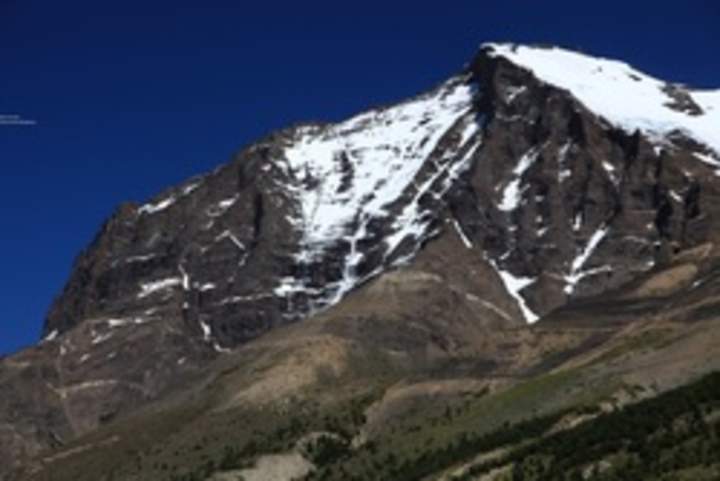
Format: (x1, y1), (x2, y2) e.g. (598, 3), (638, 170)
(1, 0), (717, 355)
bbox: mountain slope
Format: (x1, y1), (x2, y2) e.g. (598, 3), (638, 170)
(2, 42), (720, 480)
(10, 245), (720, 481)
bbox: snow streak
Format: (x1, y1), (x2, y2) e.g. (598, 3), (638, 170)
(276, 77), (481, 315)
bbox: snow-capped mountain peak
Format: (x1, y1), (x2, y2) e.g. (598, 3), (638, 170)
(484, 43), (720, 158)
(43, 41), (720, 356)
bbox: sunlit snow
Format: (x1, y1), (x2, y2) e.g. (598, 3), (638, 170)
(498, 147), (540, 211)
(486, 44), (720, 156)
(138, 197), (176, 215)
(43, 329), (59, 342)
(487, 259), (538, 323)
(275, 77), (481, 312)
(564, 225), (610, 295)
(137, 277), (182, 299)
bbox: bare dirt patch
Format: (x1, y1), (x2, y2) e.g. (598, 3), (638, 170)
(209, 452), (313, 481)
(625, 263), (697, 298)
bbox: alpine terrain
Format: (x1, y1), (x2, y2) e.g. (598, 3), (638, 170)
(3, 43), (720, 481)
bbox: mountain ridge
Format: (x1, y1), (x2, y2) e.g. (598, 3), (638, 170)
(42, 42), (720, 343)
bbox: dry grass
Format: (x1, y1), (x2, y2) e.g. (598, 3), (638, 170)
(220, 335), (351, 408)
(625, 263), (698, 298)
(209, 452), (313, 481)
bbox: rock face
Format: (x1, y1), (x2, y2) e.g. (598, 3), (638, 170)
(459, 45), (720, 318)
(43, 76), (483, 348)
(2, 43), (720, 477)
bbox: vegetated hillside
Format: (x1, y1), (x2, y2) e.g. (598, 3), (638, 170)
(2, 42), (720, 481)
(11, 243), (720, 481)
(299, 371), (720, 481)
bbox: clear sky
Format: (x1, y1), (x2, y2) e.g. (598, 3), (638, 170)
(1, 0), (717, 355)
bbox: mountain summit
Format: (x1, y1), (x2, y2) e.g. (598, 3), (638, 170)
(3, 43), (720, 481)
(43, 42), (720, 340)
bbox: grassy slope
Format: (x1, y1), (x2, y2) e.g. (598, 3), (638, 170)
(17, 332), (720, 481)
(16, 251), (720, 481)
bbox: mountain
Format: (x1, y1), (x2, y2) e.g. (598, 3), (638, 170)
(2, 43), (720, 481)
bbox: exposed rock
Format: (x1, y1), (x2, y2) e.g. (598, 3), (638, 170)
(2, 42), (720, 478)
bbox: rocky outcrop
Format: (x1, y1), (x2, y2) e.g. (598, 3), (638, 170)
(454, 46), (720, 320)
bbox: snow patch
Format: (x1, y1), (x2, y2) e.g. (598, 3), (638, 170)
(207, 196), (239, 217)
(138, 179), (202, 216)
(273, 277), (323, 298)
(137, 277), (182, 299)
(487, 259), (538, 323)
(452, 219), (473, 248)
(694, 152), (720, 175)
(504, 85), (527, 103)
(573, 212), (583, 231)
(182, 182), (201, 195)
(125, 254), (158, 264)
(282, 78), (476, 253)
(91, 332), (113, 345)
(558, 168), (572, 183)
(498, 147), (540, 211)
(218, 196), (238, 209)
(486, 44), (720, 156)
(178, 264), (190, 291)
(383, 120), (482, 261)
(557, 141), (572, 181)
(43, 329), (59, 343)
(564, 225), (610, 294)
(276, 77), (480, 314)
(217, 293), (273, 306)
(215, 230), (246, 263)
(107, 317), (147, 328)
(199, 320), (212, 342)
(138, 197), (176, 215)
(602, 160), (619, 185)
